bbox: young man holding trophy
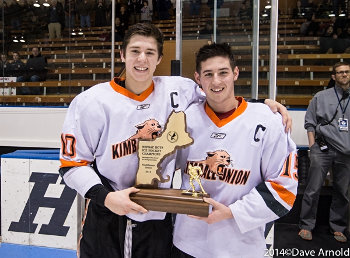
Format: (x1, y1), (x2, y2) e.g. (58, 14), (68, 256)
(172, 43), (298, 258)
(59, 23), (292, 258)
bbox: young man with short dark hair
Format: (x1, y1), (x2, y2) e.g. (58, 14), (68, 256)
(172, 43), (298, 258)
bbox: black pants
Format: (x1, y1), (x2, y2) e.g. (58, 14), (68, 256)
(80, 200), (173, 258)
(299, 143), (350, 233)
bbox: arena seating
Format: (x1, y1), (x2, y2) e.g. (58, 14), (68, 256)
(1, 15), (347, 107)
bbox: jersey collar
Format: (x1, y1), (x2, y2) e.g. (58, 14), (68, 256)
(204, 97), (247, 128)
(109, 77), (154, 102)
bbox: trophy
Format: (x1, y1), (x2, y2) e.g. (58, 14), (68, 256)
(181, 164), (209, 198)
(130, 111), (209, 217)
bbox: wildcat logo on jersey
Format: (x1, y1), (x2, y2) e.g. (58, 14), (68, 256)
(136, 104), (150, 110)
(112, 119), (162, 159)
(185, 150), (250, 185)
(210, 133), (226, 139)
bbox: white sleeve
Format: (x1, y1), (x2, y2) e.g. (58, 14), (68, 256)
(230, 115), (298, 233)
(178, 77), (205, 110)
(59, 94), (104, 197)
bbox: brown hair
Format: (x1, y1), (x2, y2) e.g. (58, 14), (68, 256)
(196, 43), (236, 73)
(332, 61), (350, 74)
(122, 23), (164, 59)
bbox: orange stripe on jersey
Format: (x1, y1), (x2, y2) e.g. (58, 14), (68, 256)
(109, 78), (154, 102)
(269, 181), (296, 207)
(205, 97), (247, 127)
(60, 159), (91, 168)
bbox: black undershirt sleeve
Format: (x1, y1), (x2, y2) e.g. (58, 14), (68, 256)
(85, 184), (112, 207)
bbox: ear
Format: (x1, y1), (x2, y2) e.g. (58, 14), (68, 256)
(331, 74), (335, 80)
(233, 66), (239, 81)
(194, 71), (201, 85)
(120, 50), (125, 62)
(156, 54), (163, 65)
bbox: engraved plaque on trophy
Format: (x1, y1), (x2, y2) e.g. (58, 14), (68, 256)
(130, 111), (209, 217)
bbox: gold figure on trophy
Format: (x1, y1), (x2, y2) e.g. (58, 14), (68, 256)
(182, 165), (209, 197)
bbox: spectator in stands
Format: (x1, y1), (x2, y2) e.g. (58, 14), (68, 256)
(8, 52), (25, 80)
(118, 5), (129, 29)
(207, 0), (223, 18)
(238, 0), (252, 20)
(115, 17), (126, 41)
(331, 26), (350, 53)
(24, 0), (41, 34)
(155, 0), (171, 20)
(95, 0), (108, 27)
(298, 62), (350, 243)
(76, 0), (93, 29)
(128, 0), (142, 25)
(315, 0), (332, 18)
(7, 0), (22, 30)
(189, 0), (201, 16)
(303, 0), (317, 19)
(17, 47), (48, 95)
(293, 0), (306, 18)
(0, 54), (10, 77)
(64, 0), (76, 29)
(98, 12), (126, 42)
(140, 1), (152, 22)
(300, 13), (319, 36)
(47, 0), (65, 40)
(320, 25), (337, 53)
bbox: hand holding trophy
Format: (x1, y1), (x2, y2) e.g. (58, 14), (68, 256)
(130, 111), (209, 216)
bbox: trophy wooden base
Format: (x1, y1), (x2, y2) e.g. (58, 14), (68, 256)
(130, 189), (210, 217)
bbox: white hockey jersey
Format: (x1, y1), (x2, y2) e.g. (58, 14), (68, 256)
(60, 76), (203, 222)
(173, 98), (298, 258)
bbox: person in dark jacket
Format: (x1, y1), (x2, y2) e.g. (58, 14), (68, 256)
(95, 0), (107, 26)
(8, 52), (25, 79)
(17, 47), (48, 95)
(128, 0), (142, 25)
(47, 0), (65, 39)
(64, 0), (76, 28)
(76, 0), (94, 29)
(0, 53), (10, 77)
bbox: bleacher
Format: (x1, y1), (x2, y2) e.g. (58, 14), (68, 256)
(1, 13), (348, 107)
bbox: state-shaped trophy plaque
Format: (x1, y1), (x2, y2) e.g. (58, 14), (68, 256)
(130, 111), (209, 217)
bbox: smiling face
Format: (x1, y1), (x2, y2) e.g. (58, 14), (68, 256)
(195, 56), (239, 113)
(121, 35), (162, 94)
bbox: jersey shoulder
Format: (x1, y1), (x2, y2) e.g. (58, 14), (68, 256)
(153, 76), (198, 91)
(72, 81), (111, 105)
(246, 102), (284, 129)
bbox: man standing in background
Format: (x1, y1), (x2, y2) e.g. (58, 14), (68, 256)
(299, 62), (350, 243)
(47, 0), (64, 40)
